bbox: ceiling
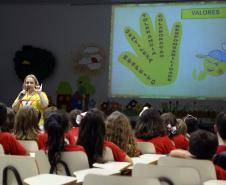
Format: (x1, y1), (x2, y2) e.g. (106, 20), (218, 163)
(0, 0), (223, 5)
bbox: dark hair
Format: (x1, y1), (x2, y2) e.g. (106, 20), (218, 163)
(215, 112), (226, 140)
(69, 109), (82, 127)
(1, 107), (15, 132)
(0, 102), (7, 127)
(161, 112), (178, 137)
(214, 151), (226, 170)
(189, 129), (218, 160)
(43, 106), (58, 122)
(77, 108), (106, 167)
(135, 108), (166, 139)
(184, 114), (199, 134)
(44, 111), (69, 170)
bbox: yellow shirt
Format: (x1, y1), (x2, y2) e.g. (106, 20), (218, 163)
(16, 92), (49, 125)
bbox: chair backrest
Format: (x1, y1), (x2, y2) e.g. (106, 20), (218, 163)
(83, 174), (162, 185)
(60, 151), (90, 175)
(133, 163), (201, 185)
(103, 146), (114, 162)
(34, 150), (50, 174)
(0, 155), (39, 185)
(158, 156), (216, 183)
(136, 142), (156, 154)
(0, 144), (5, 155)
(35, 150), (89, 175)
(18, 140), (39, 153)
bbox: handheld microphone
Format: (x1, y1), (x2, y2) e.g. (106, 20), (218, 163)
(18, 87), (27, 100)
(18, 92), (25, 100)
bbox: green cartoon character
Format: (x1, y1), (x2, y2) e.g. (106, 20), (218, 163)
(194, 46), (226, 80)
(118, 12), (182, 86)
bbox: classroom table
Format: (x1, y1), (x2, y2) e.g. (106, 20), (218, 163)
(24, 173), (77, 185)
(204, 180), (226, 185)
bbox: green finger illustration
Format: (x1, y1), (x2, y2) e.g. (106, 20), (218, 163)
(118, 12), (182, 86)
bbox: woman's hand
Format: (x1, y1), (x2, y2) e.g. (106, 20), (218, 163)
(35, 84), (42, 94)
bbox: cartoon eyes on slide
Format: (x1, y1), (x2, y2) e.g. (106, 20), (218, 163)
(118, 12), (182, 86)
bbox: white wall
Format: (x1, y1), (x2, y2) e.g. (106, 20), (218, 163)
(0, 4), (111, 106)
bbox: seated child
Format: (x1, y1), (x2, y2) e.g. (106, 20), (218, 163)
(77, 108), (132, 167)
(43, 111), (84, 171)
(0, 102), (27, 155)
(135, 108), (175, 154)
(105, 111), (140, 157)
(161, 112), (189, 150)
(177, 118), (190, 140)
(170, 129), (226, 180)
(66, 109), (82, 144)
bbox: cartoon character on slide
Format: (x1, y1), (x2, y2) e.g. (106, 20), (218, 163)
(194, 43), (226, 80)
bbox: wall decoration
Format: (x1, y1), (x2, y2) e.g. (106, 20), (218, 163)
(100, 101), (122, 115)
(100, 99), (153, 116)
(88, 99), (96, 108)
(76, 75), (96, 111)
(73, 46), (104, 75)
(123, 99), (142, 116)
(56, 76), (96, 112)
(56, 81), (73, 112)
(13, 45), (56, 82)
(100, 101), (110, 115)
(71, 91), (83, 110)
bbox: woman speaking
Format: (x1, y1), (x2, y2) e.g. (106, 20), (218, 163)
(12, 74), (49, 126)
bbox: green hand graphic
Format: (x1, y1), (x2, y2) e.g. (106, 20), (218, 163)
(118, 13), (182, 86)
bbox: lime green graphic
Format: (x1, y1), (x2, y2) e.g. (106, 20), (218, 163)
(181, 7), (226, 19)
(195, 49), (226, 80)
(118, 13), (182, 86)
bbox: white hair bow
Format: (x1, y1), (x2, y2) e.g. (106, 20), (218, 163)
(76, 112), (87, 124)
(139, 106), (149, 117)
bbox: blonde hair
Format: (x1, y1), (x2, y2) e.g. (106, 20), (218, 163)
(14, 106), (40, 140)
(177, 118), (188, 135)
(23, 74), (39, 88)
(106, 111), (138, 157)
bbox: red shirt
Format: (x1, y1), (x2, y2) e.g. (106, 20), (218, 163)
(136, 136), (176, 154)
(0, 132), (27, 155)
(64, 144), (85, 152)
(66, 127), (79, 144)
(104, 140), (126, 161)
(38, 132), (77, 150)
(215, 165), (226, 180)
(171, 134), (189, 150)
(38, 133), (48, 149)
(38, 132), (84, 152)
(216, 145), (226, 155)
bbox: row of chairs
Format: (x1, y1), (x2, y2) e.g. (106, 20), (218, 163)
(0, 155), (200, 185)
(0, 150), (90, 185)
(0, 140), (156, 155)
(0, 153), (217, 185)
(0, 142), (218, 185)
(0, 142), (116, 185)
(9, 140), (156, 155)
(84, 174), (174, 185)
(83, 159), (217, 185)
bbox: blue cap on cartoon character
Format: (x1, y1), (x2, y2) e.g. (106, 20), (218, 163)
(196, 49), (226, 76)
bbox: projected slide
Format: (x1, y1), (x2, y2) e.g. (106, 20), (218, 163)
(109, 2), (226, 99)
